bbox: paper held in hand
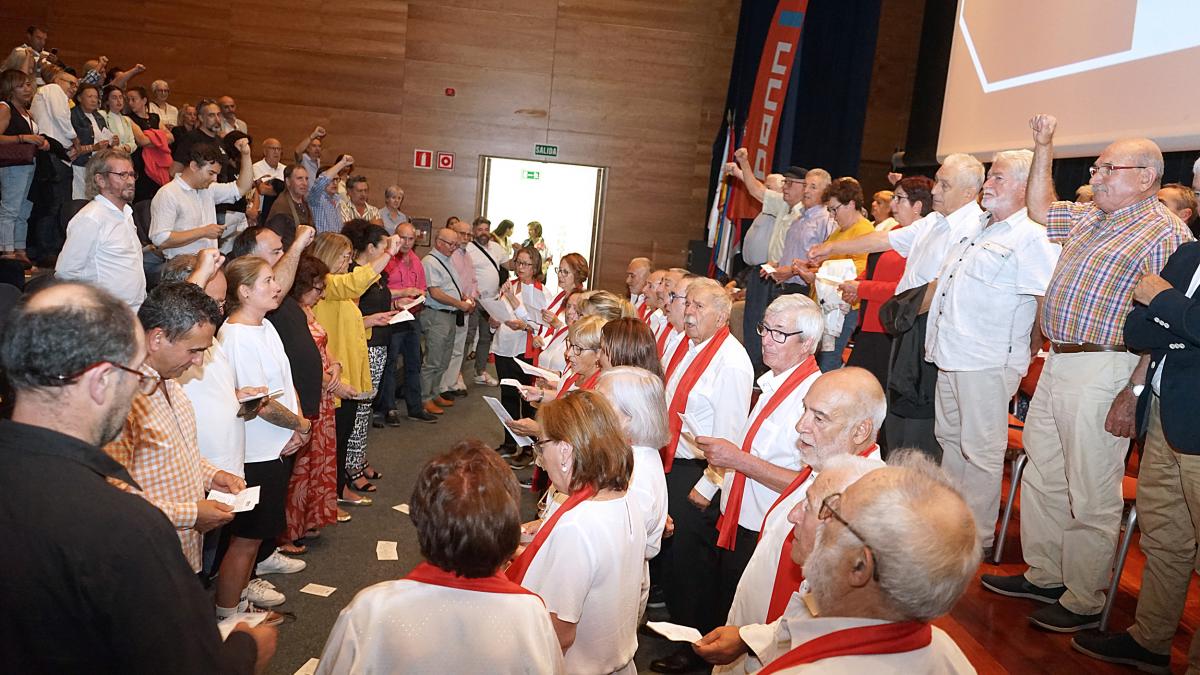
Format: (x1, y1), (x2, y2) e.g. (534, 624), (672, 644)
(397, 295), (424, 311)
(483, 396), (534, 446)
(521, 285), (549, 323)
(677, 412), (704, 452)
(478, 296), (516, 323)
(207, 485), (260, 513)
(499, 378), (523, 388)
(516, 359), (560, 384)
(760, 263), (777, 274)
(387, 310), (415, 324)
(646, 621), (704, 643)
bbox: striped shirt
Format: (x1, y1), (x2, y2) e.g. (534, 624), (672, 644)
(307, 173), (344, 233)
(338, 198), (381, 224)
(104, 367), (218, 572)
(1041, 196), (1192, 345)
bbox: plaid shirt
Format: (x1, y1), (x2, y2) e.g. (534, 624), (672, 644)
(1042, 196), (1192, 345)
(307, 173), (344, 234)
(104, 366), (218, 572)
(337, 198), (380, 224)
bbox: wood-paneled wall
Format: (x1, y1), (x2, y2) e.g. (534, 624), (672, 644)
(6, 0), (739, 290)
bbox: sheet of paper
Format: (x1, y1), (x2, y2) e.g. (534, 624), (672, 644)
(499, 378), (523, 388)
(517, 359), (560, 384)
(677, 412), (703, 438)
(207, 485), (260, 513)
(387, 310), (415, 324)
(299, 583), (337, 597)
(760, 263), (777, 274)
(293, 658), (320, 675)
(217, 611), (267, 640)
(397, 295), (424, 311)
(483, 395), (534, 446)
(392, 503), (410, 514)
(478, 296), (516, 322)
(376, 540), (399, 561)
(646, 621), (704, 643)
(237, 389), (283, 403)
(521, 285), (548, 323)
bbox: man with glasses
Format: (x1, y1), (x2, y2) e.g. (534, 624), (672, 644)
(656, 269), (693, 364)
(437, 219), (480, 400)
(56, 149), (147, 309)
(0, 282), (276, 673)
(420, 227), (475, 416)
(253, 138), (286, 184)
(981, 116), (1193, 633)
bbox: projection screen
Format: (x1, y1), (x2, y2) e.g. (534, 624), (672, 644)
(937, 0), (1200, 161)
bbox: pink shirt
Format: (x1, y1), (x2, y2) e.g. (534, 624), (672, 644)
(385, 250), (426, 292)
(450, 247), (479, 299)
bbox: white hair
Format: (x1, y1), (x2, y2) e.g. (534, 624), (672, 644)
(687, 278), (731, 317)
(807, 168), (832, 186)
(151, 79), (169, 91)
(597, 366), (669, 448)
(764, 294), (822, 354)
(992, 149), (1033, 187)
(942, 153), (985, 193)
(1192, 155), (1200, 181)
(819, 454), (886, 486)
(385, 184), (405, 199)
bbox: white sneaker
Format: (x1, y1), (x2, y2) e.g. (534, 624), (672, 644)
(244, 578), (285, 607)
(255, 550), (307, 575)
(474, 372), (498, 386)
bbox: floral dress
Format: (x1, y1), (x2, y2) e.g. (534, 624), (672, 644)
(283, 313), (339, 541)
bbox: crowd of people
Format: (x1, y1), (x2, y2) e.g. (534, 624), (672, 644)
(3, 22), (1200, 675)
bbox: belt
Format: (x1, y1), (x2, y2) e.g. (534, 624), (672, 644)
(429, 307), (458, 314)
(1050, 342), (1127, 354)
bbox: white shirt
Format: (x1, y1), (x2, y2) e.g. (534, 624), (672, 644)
(468, 238), (511, 299)
(149, 101), (179, 128)
(177, 342), (245, 476)
(316, 579), (565, 675)
(888, 200), (985, 294)
(219, 117), (248, 135)
(658, 326), (686, 372)
(702, 362), (818, 523)
(649, 308), (667, 335)
(55, 195), (146, 310)
(728, 446), (882, 627)
(29, 82), (75, 149)
(536, 327), (568, 373)
(926, 207), (1059, 374)
(1151, 262), (1200, 394)
(492, 280), (540, 358)
(252, 158), (285, 183)
(631, 445), (669, 559)
(763, 190), (806, 263)
(873, 216), (898, 232)
(663, 332), (754, 461)
(522, 495), (646, 675)
(149, 175), (242, 258)
(218, 321), (300, 463)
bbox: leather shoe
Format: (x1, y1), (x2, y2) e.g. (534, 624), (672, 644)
(371, 416), (385, 429)
(385, 410), (404, 426)
(433, 395), (455, 407)
(1029, 602), (1101, 633)
(408, 409), (438, 423)
(650, 647), (706, 673)
(980, 573), (1065, 603)
(423, 401), (444, 415)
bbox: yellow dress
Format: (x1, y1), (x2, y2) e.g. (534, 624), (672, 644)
(312, 265), (380, 405)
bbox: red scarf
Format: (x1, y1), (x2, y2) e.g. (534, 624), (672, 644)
(659, 327), (731, 472)
(655, 323), (674, 357)
(756, 621), (932, 674)
(556, 368), (600, 396)
(405, 561), (541, 601)
(662, 331), (691, 382)
(761, 445), (879, 622)
(520, 281), (544, 360)
(716, 357), (819, 551)
(539, 290), (568, 338)
(506, 485), (597, 583)
(637, 299), (652, 322)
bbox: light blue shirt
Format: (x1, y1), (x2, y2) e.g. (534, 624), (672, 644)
(778, 205), (835, 284)
(422, 249), (462, 311)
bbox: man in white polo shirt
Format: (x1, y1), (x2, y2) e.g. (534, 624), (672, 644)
(150, 138), (253, 259)
(252, 138), (286, 184)
(464, 216), (511, 386)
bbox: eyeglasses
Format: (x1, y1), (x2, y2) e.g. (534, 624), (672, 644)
(516, 260), (534, 268)
(667, 291), (685, 304)
(556, 267), (571, 277)
(565, 341), (595, 356)
(893, 193), (909, 202)
(54, 361), (160, 396)
(756, 322), (804, 344)
(101, 171), (138, 180)
(826, 202), (845, 216)
(783, 178), (804, 187)
(435, 238), (458, 247)
(819, 492), (881, 582)
(1089, 164), (1147, 178)
(532, 438), (557, 455)
(311, 284), (326, 293)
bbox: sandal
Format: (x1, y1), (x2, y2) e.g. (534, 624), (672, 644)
(363, 467), (383, 480)
(352, 477), (377, 493)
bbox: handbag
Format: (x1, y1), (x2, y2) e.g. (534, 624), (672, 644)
(0, 141), (36, 167)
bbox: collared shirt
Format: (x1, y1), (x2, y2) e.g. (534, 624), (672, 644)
(742, 211), (776, 266)
(338, 197), (381, 224)
(927, 207), (1059, 373)
(467, 238), (511, 299)
(888, 200), (985, 294)
(29, 82), (76, 149)
(252, 158), (285, 183)
(701, 362), (819, 523)
(149, 175), (242, 257)
(658, 326), (686, 370)
(874, 216), (898, 232)
(307, 172), (344, 233)
(0, 420), (257, 673)
(1042, 196), (1192, 345)
(449, 247), (479, 299)
(55, 195), (146, 309)
(381, 207), (408, 234)
(299, 153), (319, 180)
(423, 248), (464, 310)
(663, 331), (754, 461)
(385, 249), (426, 292)
(778, 205), (836, 284)
(219, 116), (248, 136)
(762, 190), (805, 263)
(104, 368), (218, 573)
(149, 100), (179, 127)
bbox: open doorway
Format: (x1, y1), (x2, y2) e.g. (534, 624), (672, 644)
(477, 156), (606, 291)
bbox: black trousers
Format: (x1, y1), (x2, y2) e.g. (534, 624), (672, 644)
(661, 459), (719, 629)
(704, 512), (759, 630)
(494, 355), (533, 448)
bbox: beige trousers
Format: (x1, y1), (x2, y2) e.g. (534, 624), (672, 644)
(1020, 350), (1138, 614)
(1128, 395), (1200, 667)
(935, 367), (1022, 548)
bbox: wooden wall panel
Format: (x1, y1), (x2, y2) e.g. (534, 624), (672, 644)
(8, 0), (739, 289)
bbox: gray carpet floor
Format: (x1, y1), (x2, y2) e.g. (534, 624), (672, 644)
(261, 366), (699, 674)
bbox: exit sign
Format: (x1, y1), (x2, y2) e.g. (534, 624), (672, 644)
(523, 170), (540, 180)
(534, 144), (558, 158)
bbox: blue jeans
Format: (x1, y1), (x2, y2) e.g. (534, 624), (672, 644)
(379, 321), (423, 414)
(816, 309), (859, 372)
(0, 163), (35, 251)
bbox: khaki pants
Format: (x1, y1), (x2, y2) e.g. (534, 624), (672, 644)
(1020, 350), (1138, 614)
(935, 367), (1022, 548)
(1128, 395), (1200, 666)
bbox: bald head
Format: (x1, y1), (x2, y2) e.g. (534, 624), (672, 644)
(789, 454), (886, 566)
(795, 367), (887, 470)
(626, 257), (652, 296)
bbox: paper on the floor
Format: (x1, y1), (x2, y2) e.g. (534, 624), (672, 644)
(299, 583), (337, 597)
(483, 396), (534, 446)
(516, 360), (560, 384)
(387, 310), (415, 324)
(217, 610), (268, 640)
(293, 658), (320, 675)
(207, 485), (260, 513)
(646, 621), (704, 643)
(760, 263), (777, 274)
(392, 503), (410, 514)
(377, 540), (399, 560)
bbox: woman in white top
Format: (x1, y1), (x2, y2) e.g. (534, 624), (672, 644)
(317, 440), (564, 675)
(214, 256), (311, 618)
(99, 86), (148, 156)
(509, 391), (646, 675)
(491, 245), (545, 455)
